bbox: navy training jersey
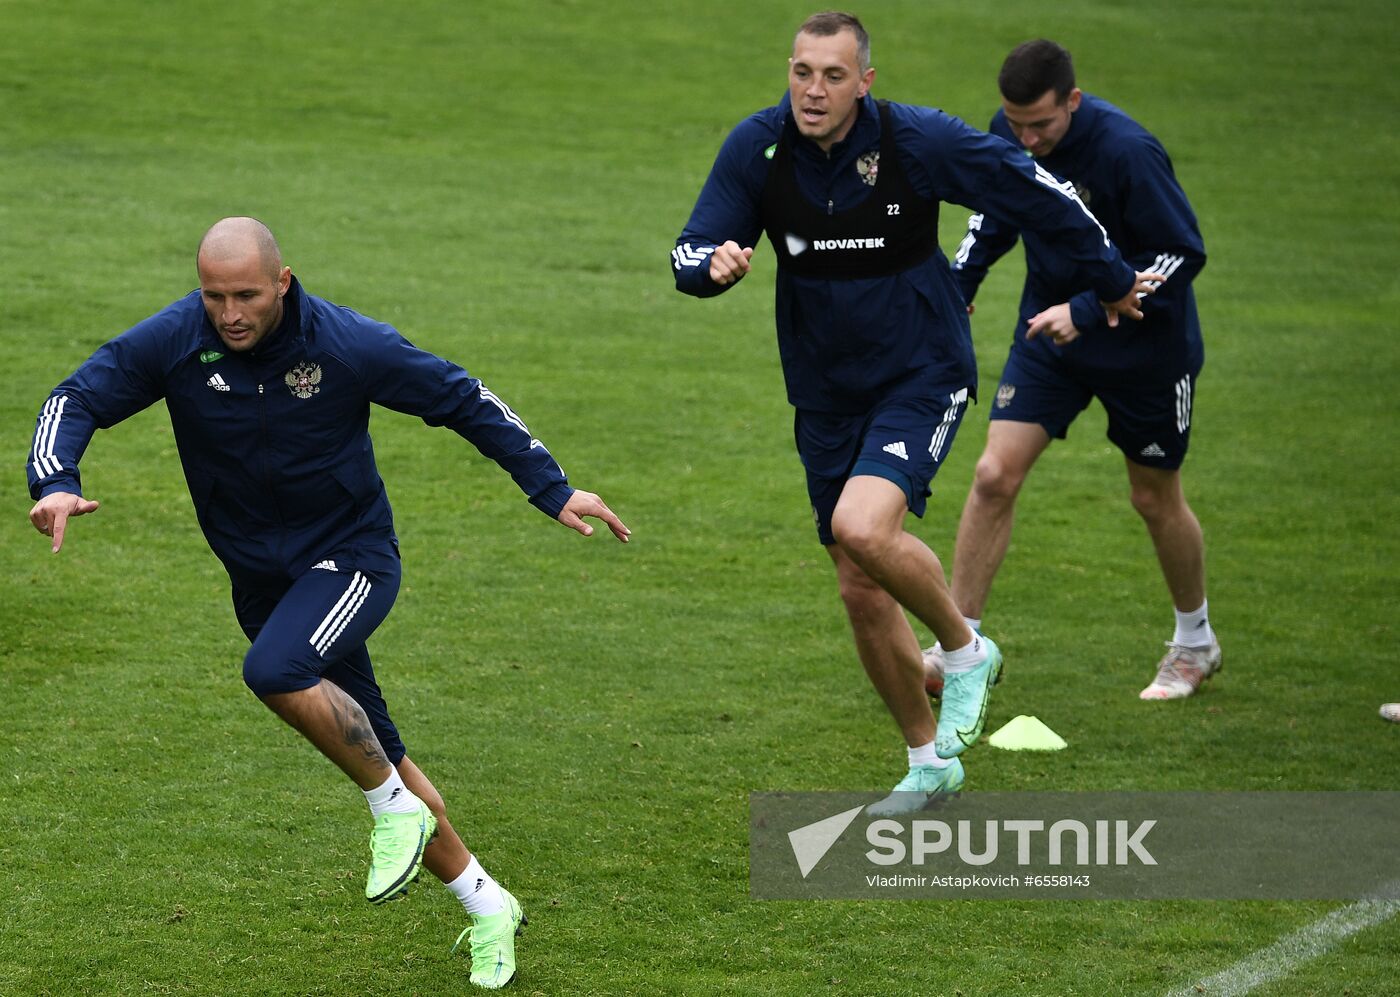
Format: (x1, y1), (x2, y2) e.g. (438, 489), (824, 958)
(27, 277), (573, 583)
(952, 93), (1206, 370)
(672, 92), (1136, 414)
(760, 100), (940, 279)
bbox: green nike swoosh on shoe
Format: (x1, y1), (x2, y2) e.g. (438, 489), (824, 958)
(934, 635), (1003, 759)
(866, 759), (965, 816)
(365, 800), (437, 904)
(452, 888), (526, 990)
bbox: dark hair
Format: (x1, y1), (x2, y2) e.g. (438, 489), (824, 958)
(796, 11), (871, 72)
(998, 39), (1075, 105)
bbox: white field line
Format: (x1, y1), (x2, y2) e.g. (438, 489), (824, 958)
(1164, 894), (1400, 997)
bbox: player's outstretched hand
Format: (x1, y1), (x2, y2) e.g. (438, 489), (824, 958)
(1026, 303), (1080, 345)
(30, 491), (100, 554)
(709, 241), (754, 286)
(1101, 269), (1167, 327)
(557, 489), (630, 542)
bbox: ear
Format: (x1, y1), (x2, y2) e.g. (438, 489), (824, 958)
(1067, 88), (1083, 113)
(858, 66), (875, 98)
(277, 266), (292, 297)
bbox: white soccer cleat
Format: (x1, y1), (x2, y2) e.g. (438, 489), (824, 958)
(1140, 639), (1222, 700)
(1381, 703), (1400, 724)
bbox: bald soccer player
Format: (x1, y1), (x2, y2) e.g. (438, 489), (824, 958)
(26, 217), (630, 990)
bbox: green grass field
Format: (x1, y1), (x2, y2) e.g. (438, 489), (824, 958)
(3, 1), (1398, 993)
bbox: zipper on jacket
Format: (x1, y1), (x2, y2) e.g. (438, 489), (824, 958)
(255, 382), (288, 535)
(827, 199), (834, 216)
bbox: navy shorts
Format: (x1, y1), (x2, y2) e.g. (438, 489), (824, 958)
(990, 341), (1201, 469)
(232, 544), (407, 764)
(795, 386), (970, 545)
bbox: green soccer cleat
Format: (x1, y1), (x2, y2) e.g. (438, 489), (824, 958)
(452, 888), (526, 990)
(365, 800), (437, 905)
(866, 759), (965, 816)
(923, 637), (1004, 703)
(934, 635), (1002, 758)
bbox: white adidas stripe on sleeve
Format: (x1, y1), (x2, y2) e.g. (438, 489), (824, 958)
(1032, 165), (1109, 246)
(31, 395), (68, 479)
(671, 243), (716, 270)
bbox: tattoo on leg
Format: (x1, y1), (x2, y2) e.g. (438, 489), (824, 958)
(323, 681), (389, 768)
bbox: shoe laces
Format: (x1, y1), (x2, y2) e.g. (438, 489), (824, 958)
(450, 916), (504, 960)
(370, 809), (422, 855)
(467, 908), (515, 970)
(1155, 643), (1204, 684)
(894, 769), (927, 792)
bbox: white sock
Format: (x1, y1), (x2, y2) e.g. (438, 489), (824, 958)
(941, 635), (985, 674)
(932, 618), (982, 655)
(908, 740), (954, 769)
(1173, 600), (1215, 647)
(363, 769), (421, 818)
(447, 855), (506, 917)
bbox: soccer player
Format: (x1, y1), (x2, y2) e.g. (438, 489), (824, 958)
(927, 39), (1219, 701)
(671, 13), (1161, 813)
(26, 217), (630, 990)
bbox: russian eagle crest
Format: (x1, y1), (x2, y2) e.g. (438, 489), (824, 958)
(285, 362), (322, 399)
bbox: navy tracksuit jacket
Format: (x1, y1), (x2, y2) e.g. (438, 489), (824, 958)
(27, 276), (573, 588)
(672, 92), (1137, 414)
(952, 93), (1206, 372)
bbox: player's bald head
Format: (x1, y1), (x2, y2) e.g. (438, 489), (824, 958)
(196, 218), (292, 353)
(196, 216), (283, 279)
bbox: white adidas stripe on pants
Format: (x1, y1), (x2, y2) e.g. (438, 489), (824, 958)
(308, 571), (373, 657)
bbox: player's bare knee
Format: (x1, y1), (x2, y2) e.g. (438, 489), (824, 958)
(972, 452), (1025, 504)
(837, 570), (889, 618)
(828, 508), (864, 553)
(1129, 483), (1178, 524)
(830, 509), (892, 563)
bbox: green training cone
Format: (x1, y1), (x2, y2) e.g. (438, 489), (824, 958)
(986, 715), (1068, 751)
